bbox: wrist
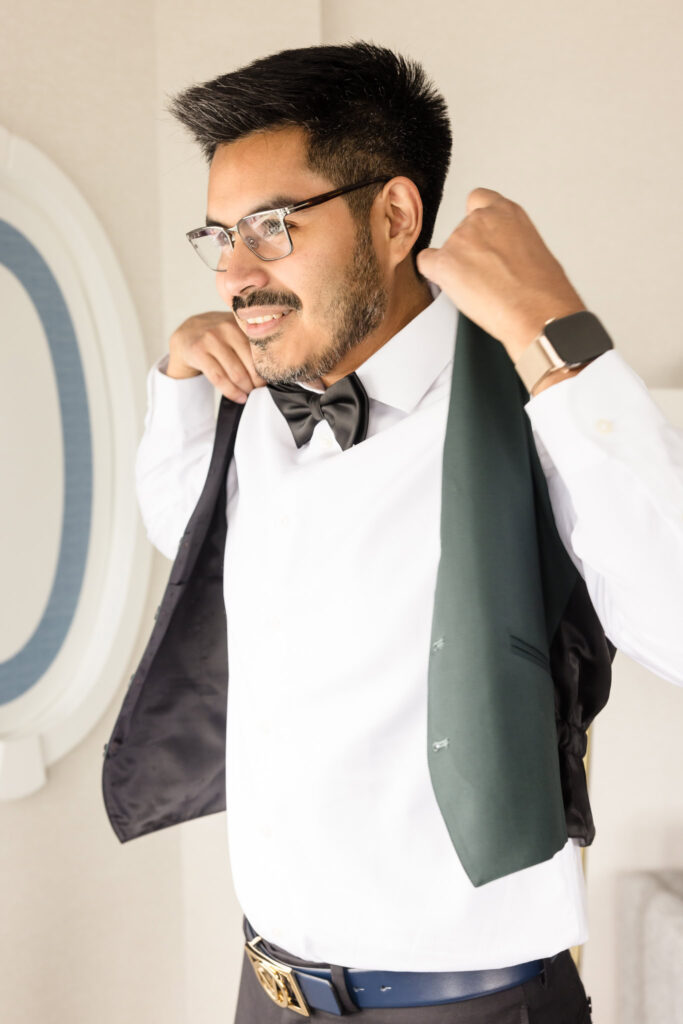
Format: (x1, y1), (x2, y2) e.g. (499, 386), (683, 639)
(507, 301), (587, 363)
(530, 364), (584, 397)
(515, 310), (613, 395)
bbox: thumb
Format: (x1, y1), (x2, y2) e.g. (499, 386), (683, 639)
(416, 246), (443, 283)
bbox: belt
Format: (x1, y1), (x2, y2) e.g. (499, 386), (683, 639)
(243, 919), (543, 1017)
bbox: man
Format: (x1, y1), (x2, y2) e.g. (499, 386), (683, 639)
(104, 42), (683, 1022)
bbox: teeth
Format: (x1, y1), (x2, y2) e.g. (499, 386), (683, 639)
(245, 311), (289, 325)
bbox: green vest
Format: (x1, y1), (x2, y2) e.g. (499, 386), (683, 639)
(102, 312), (614, 886)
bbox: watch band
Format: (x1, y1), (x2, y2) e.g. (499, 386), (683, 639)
(514, 313), (606, 394)
(514, 321), (569, 393)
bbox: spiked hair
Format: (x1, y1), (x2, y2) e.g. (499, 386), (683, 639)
(168, 42), (452, 257)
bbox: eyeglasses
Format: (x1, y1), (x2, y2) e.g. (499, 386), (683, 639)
(186, 177), (389, 270)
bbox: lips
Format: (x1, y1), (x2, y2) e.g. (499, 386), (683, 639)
(235, 307), (293, 325)
(235, 307), (294, 339)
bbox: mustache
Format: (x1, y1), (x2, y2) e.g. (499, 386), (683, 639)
(233, 290), (302, 314)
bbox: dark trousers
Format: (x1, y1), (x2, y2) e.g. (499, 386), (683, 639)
(234, 921), (593, 1024)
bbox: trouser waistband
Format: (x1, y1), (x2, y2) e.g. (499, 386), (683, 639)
(243, 917), (545, 1016)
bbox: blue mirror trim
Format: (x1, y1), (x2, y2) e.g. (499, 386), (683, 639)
(0, 219), (93, 703)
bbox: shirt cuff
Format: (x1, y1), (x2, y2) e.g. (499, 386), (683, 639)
(525, 349), (661, 468)
(525, 349), (683, 522)
(144, 353), (217, 437)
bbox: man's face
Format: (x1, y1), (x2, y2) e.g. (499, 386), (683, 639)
(207, 127), (388, 385)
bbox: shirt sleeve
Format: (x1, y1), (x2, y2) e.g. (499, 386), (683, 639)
(525, 349), (683, 687)
(135, 355), (218, 560)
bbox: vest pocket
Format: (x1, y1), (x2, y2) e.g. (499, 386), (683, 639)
(508, 633), (551, 671)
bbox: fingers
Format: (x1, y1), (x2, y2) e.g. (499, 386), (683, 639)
(169, 311), (268, 402)
(465, 187), (505, 215)
(203, 324), (267, 395)
(210, 336), (263, 396)
(199, 351), (251, 403)
(226, 330), (267, 388)
(416, 246), (448, 286)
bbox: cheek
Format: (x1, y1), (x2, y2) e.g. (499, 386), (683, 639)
(214, 272), (230, 304)
(295, 250), (349, 315)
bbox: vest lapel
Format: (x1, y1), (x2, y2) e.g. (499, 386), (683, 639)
(427, 313), (576, 886)
(102, 396), (241, 841)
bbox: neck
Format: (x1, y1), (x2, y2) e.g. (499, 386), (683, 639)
(319, 264), (434, 388)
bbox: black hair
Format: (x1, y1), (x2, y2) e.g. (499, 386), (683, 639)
(168, 41), (452, 258)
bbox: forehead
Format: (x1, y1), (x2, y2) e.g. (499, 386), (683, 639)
(207, 127), (334, 219)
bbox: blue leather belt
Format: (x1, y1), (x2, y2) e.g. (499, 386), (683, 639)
(243, 919), (543, 1016)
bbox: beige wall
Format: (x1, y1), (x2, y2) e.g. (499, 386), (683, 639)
(322, 0), (683, 388)
(0, 4), (185, 1024)
(1, 2), (681, 1023)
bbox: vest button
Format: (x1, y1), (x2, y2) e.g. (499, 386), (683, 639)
(431, 637), (445, 653)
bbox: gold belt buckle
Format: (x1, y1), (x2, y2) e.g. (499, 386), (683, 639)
(245, 935), (311, 1017)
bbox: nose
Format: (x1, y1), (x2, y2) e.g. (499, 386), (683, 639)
(215, 236), (270, 307)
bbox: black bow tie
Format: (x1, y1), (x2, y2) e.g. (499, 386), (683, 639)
(267, 372), (369, 451)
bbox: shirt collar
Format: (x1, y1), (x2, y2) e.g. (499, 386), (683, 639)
(298, 283), (458, 413)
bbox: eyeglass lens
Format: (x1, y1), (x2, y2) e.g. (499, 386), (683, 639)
(192, 211), (292, 269)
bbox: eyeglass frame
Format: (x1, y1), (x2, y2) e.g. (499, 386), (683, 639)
(186, 176), (390, 269)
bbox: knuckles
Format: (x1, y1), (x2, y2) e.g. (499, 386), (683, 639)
(465, 191), (524, 223)
(194, 328), (219, 350)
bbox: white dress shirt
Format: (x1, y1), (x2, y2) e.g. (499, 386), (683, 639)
(136, 289), (683, 971)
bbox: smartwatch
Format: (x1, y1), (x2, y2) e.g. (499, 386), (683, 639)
(514, 311), (614, 394)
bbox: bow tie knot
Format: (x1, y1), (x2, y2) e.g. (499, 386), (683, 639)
(267, 372), (369, 451)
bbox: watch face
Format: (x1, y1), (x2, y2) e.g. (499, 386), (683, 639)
(545, 312), (614, 363)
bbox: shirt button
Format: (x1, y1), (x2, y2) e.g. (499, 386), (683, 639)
(322, 435), (336, 451)
(595, 418), (614, 434)
(279, 514), (290, 528)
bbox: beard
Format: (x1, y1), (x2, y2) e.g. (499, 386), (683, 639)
(244, 222), (388, 386)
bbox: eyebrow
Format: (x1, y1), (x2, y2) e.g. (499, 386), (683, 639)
(205, 196), (302, 230)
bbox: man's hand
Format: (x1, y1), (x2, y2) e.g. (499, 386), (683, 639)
(416, 188), (587, 363)
(167, 311), (267, 403)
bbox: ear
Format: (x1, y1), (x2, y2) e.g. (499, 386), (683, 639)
(373, 177), (424, 269)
